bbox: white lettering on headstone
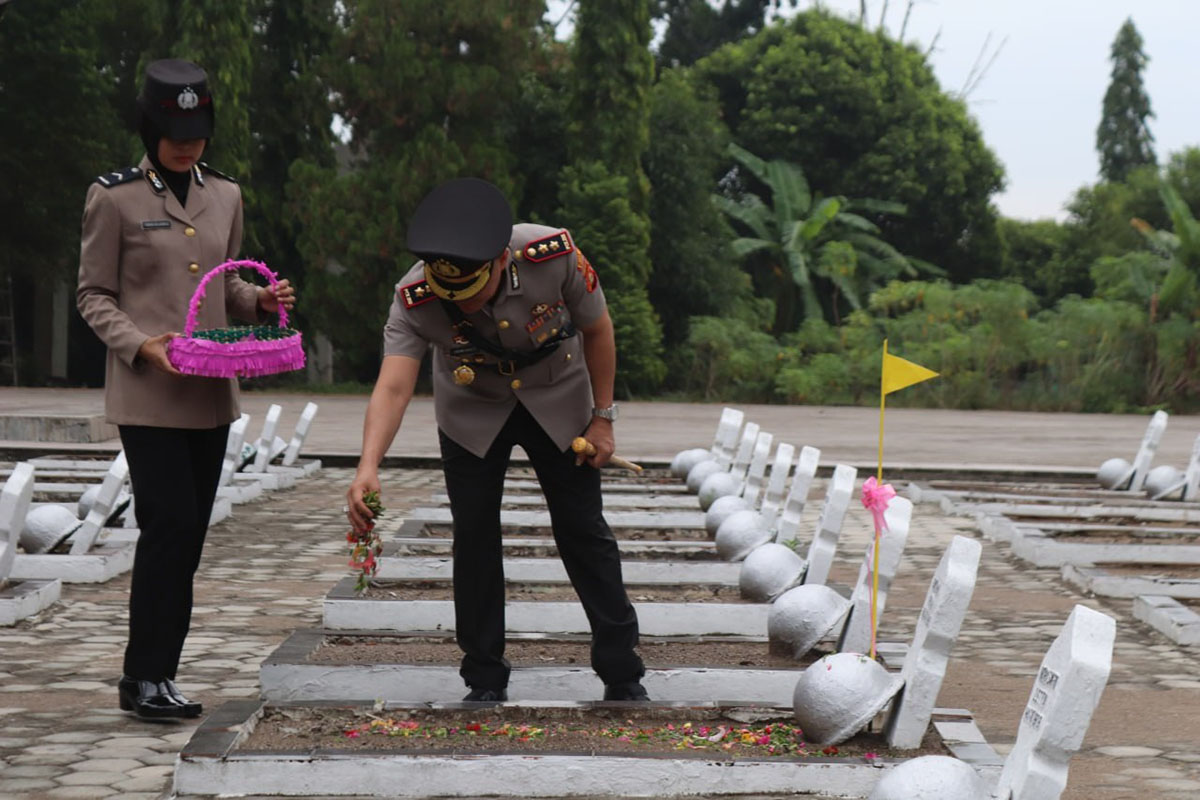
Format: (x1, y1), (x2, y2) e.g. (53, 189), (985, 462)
(801, 463), (857, 586)
(282, 402), (319, 466)
(774, 445), (820, 543)
(713, 408), (744, 468)
(0, 463), (35, 583)
(759, 443), (795, 528)
(884, 535), (982, 749)
(1128, 410), (1168, 492)
(740, 431), (774, 507)
(69, 451), (129, 556)
(838, 496), (912, 653)
(250, 405), (283, 473)
(994, 604), (1116, 800)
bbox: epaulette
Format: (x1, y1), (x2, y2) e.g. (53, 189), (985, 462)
(94, 167), (142, 188)
(199, 161), (238, 183)
(515, 230), (573, 263)
(398, 279), (436, 309)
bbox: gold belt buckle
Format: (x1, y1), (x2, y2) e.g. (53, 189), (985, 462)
(497, 360), (515, 376)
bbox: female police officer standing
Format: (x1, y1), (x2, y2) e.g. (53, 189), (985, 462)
(77, 59), (295, 719)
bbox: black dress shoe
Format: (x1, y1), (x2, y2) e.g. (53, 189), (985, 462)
(118, 676), (188, 719)
(163, 678), (203, 718)
(462, 687), (508, 702)
(603, 681), (650, 701)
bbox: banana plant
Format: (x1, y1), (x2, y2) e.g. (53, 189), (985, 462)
(713, 143), (936, 330)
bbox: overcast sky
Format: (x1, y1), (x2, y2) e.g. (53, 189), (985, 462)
(546, 0), (1199, 221)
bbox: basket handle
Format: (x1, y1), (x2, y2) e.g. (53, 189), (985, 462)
(184, 259), (289, 338)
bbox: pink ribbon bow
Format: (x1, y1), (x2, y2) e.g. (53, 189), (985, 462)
(861, 476), (896, 532)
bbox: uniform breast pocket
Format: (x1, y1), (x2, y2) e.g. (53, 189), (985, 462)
(525, 302), (568, 349)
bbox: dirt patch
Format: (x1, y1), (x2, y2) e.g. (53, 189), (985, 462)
(309, 634), (805, 668)
(362, 580), (745, 603)
(244, 704), (948, 760)
(1095, 563), (1200, 580)
(414, 523), (711, 542)
(1050, 530), (1200, 543)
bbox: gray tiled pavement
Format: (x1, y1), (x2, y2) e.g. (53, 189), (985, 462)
(1, 390), (1199, 798)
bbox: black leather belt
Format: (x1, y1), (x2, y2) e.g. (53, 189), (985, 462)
(441, 300), (576, 374)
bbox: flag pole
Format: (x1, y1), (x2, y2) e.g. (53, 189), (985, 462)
(870, 340), (887, 659)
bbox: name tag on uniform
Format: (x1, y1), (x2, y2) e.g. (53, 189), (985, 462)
(140, 219), (172, 230)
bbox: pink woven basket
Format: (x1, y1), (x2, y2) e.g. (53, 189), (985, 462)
(167, 259), (305, 378)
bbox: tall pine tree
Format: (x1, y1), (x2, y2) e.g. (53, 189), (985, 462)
(1097, 17), (1156, 183)
(558, 0), (665, 395)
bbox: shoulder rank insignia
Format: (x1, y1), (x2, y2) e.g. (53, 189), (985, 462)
(518, 230), (573, 263)
(398, 279), (436, 309)
(199, 161), (238, 183)
(94, 167), (142, 188)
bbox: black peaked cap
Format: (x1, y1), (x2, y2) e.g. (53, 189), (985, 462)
(407, 178), (513, 271)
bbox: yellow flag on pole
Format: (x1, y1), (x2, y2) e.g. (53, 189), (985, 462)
(881, 342), (938, 396)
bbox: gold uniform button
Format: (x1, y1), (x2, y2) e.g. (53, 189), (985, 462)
(188, 262), (200, 274)
(565, 353), (572, 361)
(498, 320), (510, 330)
(510, 379), (522, 390)
(550, 328), (558, 336)
(184, 226), (196, 237)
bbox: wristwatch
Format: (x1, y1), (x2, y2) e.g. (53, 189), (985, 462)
(591, 404), (619, 422)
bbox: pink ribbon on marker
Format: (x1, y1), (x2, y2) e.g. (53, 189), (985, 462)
(861, 476), (895, 532)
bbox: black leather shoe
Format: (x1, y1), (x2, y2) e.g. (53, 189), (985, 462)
(163, 678), (203, 718)
(462, 687), (508, 702)
(118, 676), (189, 719)
(603, 681), (650, 701)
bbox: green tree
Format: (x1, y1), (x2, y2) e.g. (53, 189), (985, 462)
(562, 0), (665, 393)
(714, 143), (931, 332)
(644, 69), (750, 351)
(1096, 18), (1156, 183)
(995, 218), (1071, 303)
(694, 10), (1005, 283)
(654, 0), (771, 68)
(289, 0), (546, 380)
(246, 0), (337, 326)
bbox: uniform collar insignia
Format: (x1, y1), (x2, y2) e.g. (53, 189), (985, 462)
(144, 168), (167, 194)
(192, 164), (204, 186)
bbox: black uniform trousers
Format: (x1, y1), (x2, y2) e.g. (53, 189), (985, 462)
(118, 424), (228, 681)
(439, 402), (644, 690)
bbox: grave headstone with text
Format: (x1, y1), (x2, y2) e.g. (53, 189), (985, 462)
(884, 534), (982, 749)
(249, 405), (285, 473)
(739, 431), (774, 508)
(800, 463), (857, 587)
(993, 604), (1116, 800)
(773, 445), (820, 543)
(68, 451), (129, 556)
(219, 415), (251, 489)
(838, 496), (913, 653)
(1184, 434), (1200, 501)
(281, 402), (320, 467)
(712, 407), (744, 469)
(758, 442), (795, 528)
(0, 463), (34, 583)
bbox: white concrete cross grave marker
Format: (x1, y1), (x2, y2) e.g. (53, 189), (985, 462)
(69, 451), (129, 556)
(0, 463), (35, 584)
(1128, 409), (1168, 492)
(713, 407), (745, 468)
(838, 495), (913, 654)
(740, 431), (774, 508)
(993, 604), (1116, 800)
(281, 402), (319, 467)
(250, 405), (283, 473)
(758, 442), (795, 528)
(1184, 434), (1200, 501)
(774, 445), (820, 544)
(800, 463), (857, 587)
(884, 534), (982, 749)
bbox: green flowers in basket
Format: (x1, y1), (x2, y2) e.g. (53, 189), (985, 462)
(192, 324), (299, 344)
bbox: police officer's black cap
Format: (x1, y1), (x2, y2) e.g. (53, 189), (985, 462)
(137, 58), (215, 141)
(407, 178), (512, 302)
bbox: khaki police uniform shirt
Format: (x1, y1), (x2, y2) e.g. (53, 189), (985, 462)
(77, 155), (261, 428)
(383, 223), (607, 458)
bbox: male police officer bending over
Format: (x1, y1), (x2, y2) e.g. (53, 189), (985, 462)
(346, 178), (647, 702)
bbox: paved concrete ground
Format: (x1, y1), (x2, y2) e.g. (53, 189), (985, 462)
(3, 386), (1200, 469)
(1, 389), (1199, 799)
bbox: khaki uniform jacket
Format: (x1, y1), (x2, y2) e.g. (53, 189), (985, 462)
(77, 155), (261, 428)
(383, 223), (607, 458)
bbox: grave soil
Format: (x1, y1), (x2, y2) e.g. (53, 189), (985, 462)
(1050, 530), (1200, 543)
(1095, 563), (1200, 579)
(309, 634), (803, 668)
(393, 541), (723, 560)
(244, 704), (947, 759)
(415, 523), (710, 542)
(362, 580), (744, 603)
(1010, 515), (1200, 531)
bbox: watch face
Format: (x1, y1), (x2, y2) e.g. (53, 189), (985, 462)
(593, 405), (618, 421)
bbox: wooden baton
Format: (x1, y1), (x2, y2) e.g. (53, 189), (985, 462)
(571, 437), (643, 474)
